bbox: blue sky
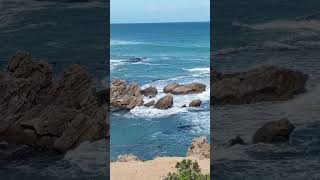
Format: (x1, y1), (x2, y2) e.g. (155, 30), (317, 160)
(111, 0), (210, 24)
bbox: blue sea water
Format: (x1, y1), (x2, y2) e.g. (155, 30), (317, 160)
(110, 22), (210, 160)
(213, 0), (320, 179)
(0, 0), (108, 179)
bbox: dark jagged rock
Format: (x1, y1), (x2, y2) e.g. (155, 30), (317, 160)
(228, 135), (245, 147)
(252, 118), (295, 144)
(154, 95), (173, 110)
(212, 65), (308, 105)
(163, 82), (206, 95)
(110, 79), (144, 110)
(141, 86), (158, 98)
(189, 99), (202, 107)
(0, 51), (107, 153)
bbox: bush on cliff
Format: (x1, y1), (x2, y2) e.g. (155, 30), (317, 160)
(164, 159), (209, 180)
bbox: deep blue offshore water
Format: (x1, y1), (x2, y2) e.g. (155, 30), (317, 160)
(213, 0), (320, 179)
(110, 22), (210, 160)
(0, 0), (108, 179)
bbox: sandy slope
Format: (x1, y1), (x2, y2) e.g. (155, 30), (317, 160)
(110, 156), (210, 180)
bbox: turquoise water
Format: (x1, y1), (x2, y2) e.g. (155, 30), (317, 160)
(110, 22), (210, 160)
(0, 0), (108, 179)
(213, 0), (320, 179)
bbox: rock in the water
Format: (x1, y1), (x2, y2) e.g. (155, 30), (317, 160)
(212, 65), (308, 105)
(117, 154), (141, 162)
(252, 118), (295, 144)
(189, 99), (202, 107)
(154, 95), (173, 109)
(0, 51), (107, 153)
(144, 100), (155, 107)
(228, 135), (245, 147)
(186, 137), (210, 159)
(163, 82), (206, 95)
(110, 79), (144, 110)
(141, 86), (158, 98)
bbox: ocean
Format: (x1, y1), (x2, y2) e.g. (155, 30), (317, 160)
(110, 22), (210, 160)
(0, 0), (108, 179)
(212, 0), (320, 179)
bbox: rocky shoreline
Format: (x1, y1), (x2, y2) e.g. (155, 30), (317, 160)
(212, 65), (308, 147)
(110, 79), (207, 110)
(0, 52), (108, 153)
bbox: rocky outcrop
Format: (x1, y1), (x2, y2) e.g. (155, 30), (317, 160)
(141, 86), (158, 98)
(212, 65), (308, 105)
(186, 137), (210, 159)
(0, 51), (107, 153)
(164, 82), (206, 95)
(117, 154), (141, 162)
(154, 95), (173, 110)
(144, 100), (155, 107)
(110, 79), (144, 110)
(252, 118), (295, 144)
(189, 99), (202, 107)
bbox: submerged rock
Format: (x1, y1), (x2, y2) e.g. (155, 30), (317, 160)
(228, 135), (246, 147)
(141, 86), (158, 98)
(144, 100), (155, 107)
(0, 51), (107, 153)
(186, 137), (210, 159)
(189, 99), (202, 107)
(163, 82), (206, 95)
(252, 118), (295, 144)
(212, 65), (308, 105)
(110, 79), (144, 110)
(154, 95), (173, 110)
(117, 154), (141, 162)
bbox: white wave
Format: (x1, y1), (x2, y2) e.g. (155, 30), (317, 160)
(184, 67), (210, 76)
(110, 40), (147, 46)
(110, 59), (126, 70)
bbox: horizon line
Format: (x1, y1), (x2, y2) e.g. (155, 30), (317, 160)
(110, 20), (210, 25)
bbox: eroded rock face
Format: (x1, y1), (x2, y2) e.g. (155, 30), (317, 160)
(141, 86), (158, 98)
(110, 79), (144, 110)
(186, 137), (210, 159)
(0, 51), (107, 153)
(252, 118), (295, 144)
(212, 65), (308, 105)
(117, 154), (141, 162)
(154, 95), (173, 110)
(164, 82), (206, 95)
(189, 99), (202, 107)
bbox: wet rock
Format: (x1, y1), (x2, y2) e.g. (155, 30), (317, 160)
(0, 51), (107, 153)
(141, 86), (158, 98)
(154, 95), (173, 110)
(252, 118), (295, 144)
(128, 57), (143, 63)
(144, 100), (155, 107)
(182, 104), (187, 108)
(186, 137), (210, 159)
(164, 82), (206, 95)
(189, 99), (202, 107)
(228, 135), (245, 147)
(117, 154), (141, 162)
(110, 79), (144, 110)
(212, 65), (308, 105)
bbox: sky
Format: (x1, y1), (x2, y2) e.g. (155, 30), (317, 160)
(111, 0), (210, 24)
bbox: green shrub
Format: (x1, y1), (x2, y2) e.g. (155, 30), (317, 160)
(164, 159), (210, 180)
